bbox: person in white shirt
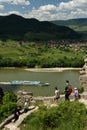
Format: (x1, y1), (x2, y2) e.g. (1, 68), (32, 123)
(24, 99), (29, 113)
(54, 87), (60, 101)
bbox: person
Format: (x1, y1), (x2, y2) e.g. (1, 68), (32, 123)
(13, 106), (21, 122)
(64, 80), (71, 101)
(74, 88), (79, 100)
(54, 87), (60, 101)
(24, 99), (29, 113)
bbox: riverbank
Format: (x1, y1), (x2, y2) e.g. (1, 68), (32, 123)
(25, 67), (81, 72)
(0, 67), (82, 72)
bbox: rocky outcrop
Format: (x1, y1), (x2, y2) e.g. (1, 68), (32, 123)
(17, 91), (33, 106)
(80, 56), (87, 91)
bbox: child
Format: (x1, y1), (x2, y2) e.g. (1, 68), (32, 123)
(74, 88), (79, 100)
(54, 87), (60, 101)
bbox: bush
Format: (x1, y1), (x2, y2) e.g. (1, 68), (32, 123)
(78, 86), (84, 93)
(20, 101), (87, 130)
(2, 91), (17, 104)
(0, 92), (17, 123)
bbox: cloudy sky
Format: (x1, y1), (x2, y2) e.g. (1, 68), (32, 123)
(0, 0), (87, 21)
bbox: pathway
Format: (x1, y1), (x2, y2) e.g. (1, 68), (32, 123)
(2, 93), (87, 130)
(3, 106), (38, 130)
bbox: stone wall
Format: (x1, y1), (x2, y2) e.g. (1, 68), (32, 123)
(17, 91), (33, 106)
(79, 56), (87, 91)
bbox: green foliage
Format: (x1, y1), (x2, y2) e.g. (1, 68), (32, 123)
(78, 86), (84, 93)
(0, 92), (17, 123)
(0, 41), (86, 68)
(20, 101), (87, 130)
(2, 91), (17, 104)
(0, 102), (17, 122)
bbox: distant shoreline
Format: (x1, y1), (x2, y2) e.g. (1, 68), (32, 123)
(25, 67), (82, 72)
(0, 67), (82, 72)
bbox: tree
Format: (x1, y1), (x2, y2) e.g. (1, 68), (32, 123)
(0, 87), (4, 104)
(2, 92), (17, 104)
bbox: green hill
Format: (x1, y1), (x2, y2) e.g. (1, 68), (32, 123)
(0, 14), (80, 41)
(51, 18), (87, 32)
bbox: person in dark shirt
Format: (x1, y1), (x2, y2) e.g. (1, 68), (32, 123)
(13, 106), (21, 122)
(64, 80), (70, 101)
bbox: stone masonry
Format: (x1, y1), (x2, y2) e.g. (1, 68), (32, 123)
(79, 56), (87, 91)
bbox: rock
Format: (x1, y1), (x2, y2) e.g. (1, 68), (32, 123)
(17, 91), (33, 106)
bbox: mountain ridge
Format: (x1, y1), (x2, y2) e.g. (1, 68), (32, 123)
(0, 14), (81, 41)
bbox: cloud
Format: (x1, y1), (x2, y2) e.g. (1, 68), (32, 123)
(9, 10), (20, 15)
(39, 4), (56, 11)
(58, 0), (87, 11)
(12, 0), (30, 5)
(25, 0), (87, 20)
(24, 4), (57, 21)
(0, 4), (4, 10)
(0, 0), (87, 20)
(0, 0), (30, 5)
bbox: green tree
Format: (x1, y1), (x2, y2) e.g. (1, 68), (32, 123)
(0, 92), (17, 123)
(3, 92), (17, 104)
(0, 87), (4, 104)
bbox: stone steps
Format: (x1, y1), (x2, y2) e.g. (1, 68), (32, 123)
(1, 106), (38, 130)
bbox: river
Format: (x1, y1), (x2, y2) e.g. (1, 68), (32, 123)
(0, 68), (80, 96)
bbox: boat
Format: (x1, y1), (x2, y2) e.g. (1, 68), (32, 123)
(11, 80), (50, 86)
(38, 82), (50, 86)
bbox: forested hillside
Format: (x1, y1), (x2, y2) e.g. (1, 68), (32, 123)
(0, 14), (80, 41)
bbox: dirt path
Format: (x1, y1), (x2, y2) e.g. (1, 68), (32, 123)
(3, 106), (38, 130)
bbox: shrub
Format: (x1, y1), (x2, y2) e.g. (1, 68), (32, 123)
(20, 101), (87, 130)
(0, 92), (17, 123)
(78, 86), (84, 93)
(2, 91), (17, 104)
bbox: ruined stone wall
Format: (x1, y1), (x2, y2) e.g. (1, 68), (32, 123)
(79, 56), (87, 91)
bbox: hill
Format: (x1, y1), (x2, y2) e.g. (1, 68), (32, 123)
(0, 14), (80, 41)
(51, 18), (87, 32)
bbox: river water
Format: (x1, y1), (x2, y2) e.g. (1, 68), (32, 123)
(0, 68), (80, 96)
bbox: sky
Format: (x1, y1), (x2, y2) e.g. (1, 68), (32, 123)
(0, 0), (87, 21)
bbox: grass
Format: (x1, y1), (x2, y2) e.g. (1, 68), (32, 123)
(67, 25), (87, 32)
(0, 41), (85, 58)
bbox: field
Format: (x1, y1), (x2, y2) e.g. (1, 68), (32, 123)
(0, 40), (87, 68)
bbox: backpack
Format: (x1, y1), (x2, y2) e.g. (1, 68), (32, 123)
(68, 86), (72, 95)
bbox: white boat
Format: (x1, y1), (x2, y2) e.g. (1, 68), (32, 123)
(11, 80), (50, 86)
